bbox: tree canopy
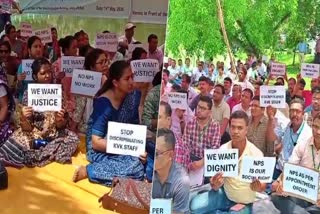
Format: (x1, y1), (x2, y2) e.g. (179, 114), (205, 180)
(165, 0), (320, 58)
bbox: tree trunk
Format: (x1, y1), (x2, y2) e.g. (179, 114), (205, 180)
(216, 0), (236, 71)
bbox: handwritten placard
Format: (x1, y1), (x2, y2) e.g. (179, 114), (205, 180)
(301, 63), (320, 79)
(33, 28), (53, 44)
(260, 85), (286, 108)
(240, 157), (276, 183)
(61, 56), (85, 77)
(271, 63), (286, 76)
(70, 69), (102, 97)
(28, 84), (62, 112)
(21, 59), (34, 81)
(150, 199), (172, 214)
(131, 59), (159, 82)
(204, 149), (239, 177)
(106, 122), (147, 157)
(95, 33), (118, 52)
(20, 22), (33, 38)
(283, 163), (319, 203)
(168, 92), (188, 110)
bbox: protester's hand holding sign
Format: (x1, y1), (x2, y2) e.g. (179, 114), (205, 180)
(210, 172), (224, 191)
(55, 109), (67, 129)
(189, 159), (204, 171)
(250, 178), (265, 192)
(139, 152), (148, 164)
(17, 73), (27, 81)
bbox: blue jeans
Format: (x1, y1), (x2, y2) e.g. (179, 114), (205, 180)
(190, 186), (252, 214)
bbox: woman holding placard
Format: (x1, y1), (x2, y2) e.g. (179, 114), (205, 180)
(72, 60), (146, 186)
(0, 58), (78, 167)
(16, 36), (44, 103)
(70, 48), (110, 133)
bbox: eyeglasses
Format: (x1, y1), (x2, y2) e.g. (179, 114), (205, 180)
(0, 50), (9, 54)
(155, 149), (172, 158)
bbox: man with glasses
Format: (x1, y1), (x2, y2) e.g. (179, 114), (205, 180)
(271, 113), (320, 213)
(274, 98), (312, 180)
(183, 96), (220, 173)
(152, 128), (190, 214)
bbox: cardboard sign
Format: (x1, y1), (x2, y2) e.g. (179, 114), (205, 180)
(240, 157), (276, 183)
(283, 163), (319, 203)
(33, 28), (53, 44)
(20, 22), (33, 38)
(260, 85), (286, 108)
(271, 63), (286, 76)
(204, 149), (239, 177)
(106, 122), (147, 157)
(301, 63), (320, 79)
(150, 199), (172, 214)
(131, 59), (159, 82)
(61, 56), (85, 77)
(95, 33), (118, 52)
(70, 69), (102, 97)
(168, 92), (188, 110)
(21, 59), (34, 81)
(28, 84), (62, 112)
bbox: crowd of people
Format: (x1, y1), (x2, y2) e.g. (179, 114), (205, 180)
(152, 53), (320, 213)
(0, 21), (165, 189)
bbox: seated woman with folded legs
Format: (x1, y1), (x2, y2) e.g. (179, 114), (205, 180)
(72, 60), (146, 186)
(0, 58), (79, 167)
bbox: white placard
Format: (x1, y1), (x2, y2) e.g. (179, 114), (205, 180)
(168, 92), (188, 110)
(204, 149), (239, 177)
(240, 157), (276, 183)
(271, 63), (286, 76)
(20, 22), (33, 38)
(283, 163), (319, 203)
(106, 121), (147, 157)
(130, 0), (169, 24)
(21, 59), (34, 81)
(33, 28), (53, 44)
(131, 59), (159, 82)
(28, 84), (62, 112)
(70, 69), (102, 97)
(95, 33), (118, 52)
(260, 86), (286, 108)
(189, 167), (204, 188)
(301, 63), (320, 79)
(150, 199), (172, 214)
(61, 56), (85, 77)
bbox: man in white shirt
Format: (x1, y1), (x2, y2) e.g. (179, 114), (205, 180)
(193, 61), (207, 83)
(232, 88), (253, 117)
(118, 23), (137, 49)
(168, 59), (180, 81)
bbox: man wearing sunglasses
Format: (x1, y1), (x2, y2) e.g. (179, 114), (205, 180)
(152, 128), (190, 214)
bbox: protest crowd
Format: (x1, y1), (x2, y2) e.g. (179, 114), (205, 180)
(0, 10), (166, 210)
(152, 43), (320, 213)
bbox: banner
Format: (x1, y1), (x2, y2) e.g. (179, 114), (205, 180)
(19, 0), (168, 24)
(130, 0), (169, 24)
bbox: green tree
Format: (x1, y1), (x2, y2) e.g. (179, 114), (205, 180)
(166, 0), (318, 58)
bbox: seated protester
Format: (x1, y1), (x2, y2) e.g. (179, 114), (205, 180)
(190, 111), (265, 213)
(248, 96), (276, 157)
(74, 30), (89, 49)
(152, 128), (190, 214)
(181, 74), (198, 105)
(189, 76), (212, 112)
(183, 96), (220, 172)
(71, 48), (110, 133)
(232, 88), (253, 117)
(0, 75), (15, 145)
(212, 84), (231, 144)
(274, 98), (312, 179)
(213, 62), (227, 85)
(193, 61), (207, 84)
(0, 41), (20, 93)
(162, 69), (172, 97)
(17, 36), (43, 103)
(292, 74), (312, 107)
(246, 61), (259, 84)
(271, 113), (320, 213)
(168, 59), (180, 83)
(72, 61), (146, 186)
(223, 77), (232, 101)
(286, 77), (296, 105)
(254, 80), (263, 97)
(305, 86), (320, 127)
(0, 58), (78, 167)
(227, 83), (242, 111)
(234, 66), (254, 93)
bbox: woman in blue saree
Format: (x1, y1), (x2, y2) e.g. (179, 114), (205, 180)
(72, 60), (146, 186)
